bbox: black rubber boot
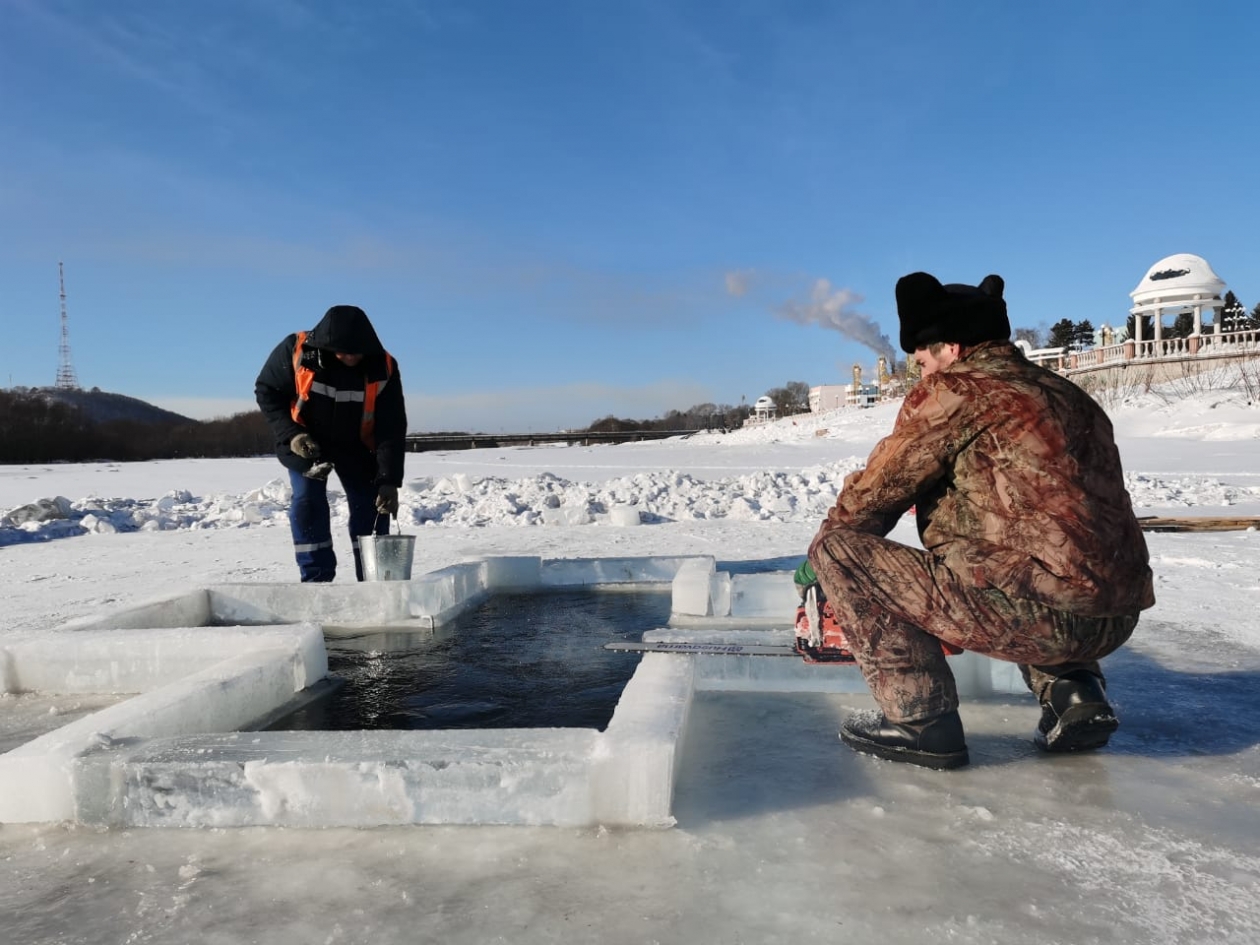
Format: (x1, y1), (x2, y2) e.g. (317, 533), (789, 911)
(840, 709), (970, 770)
(1035, 670), (1118, 753)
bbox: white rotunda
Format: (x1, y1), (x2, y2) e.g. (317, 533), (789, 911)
(1129, 253), (1226, 346)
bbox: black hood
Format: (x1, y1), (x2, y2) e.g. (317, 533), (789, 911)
(306, 305), (385, 357)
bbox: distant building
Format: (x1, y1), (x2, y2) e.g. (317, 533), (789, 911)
(751, 395), (777, 422)
(809, 359), (894, 412)
(1130, 253), (1226, 344)
(847, 383), (879, 408)
(809, 385), (848, 412)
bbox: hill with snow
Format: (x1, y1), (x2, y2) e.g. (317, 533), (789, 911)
(31, 386), (195, 426)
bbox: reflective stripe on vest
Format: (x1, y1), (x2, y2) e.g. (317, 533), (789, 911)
(289, 331), (395, 450)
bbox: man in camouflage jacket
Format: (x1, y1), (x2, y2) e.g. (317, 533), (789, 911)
(806, 271), (1155, 769)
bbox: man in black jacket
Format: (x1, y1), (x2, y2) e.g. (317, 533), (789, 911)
(255, 305), (407, 582)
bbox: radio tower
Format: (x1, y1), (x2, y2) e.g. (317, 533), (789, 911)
(55, 261), (80, 390)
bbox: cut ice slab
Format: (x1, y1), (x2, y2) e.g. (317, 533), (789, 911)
(0, 624), (326, 824)
(670, 559), (787, 620)
(0, 555), (709, 828)
(633, 629), (1027, 696)
(0, 552), (1025, 829)
(72, 651), (694, 829)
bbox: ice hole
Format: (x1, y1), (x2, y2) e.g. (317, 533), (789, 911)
(267, 588), (671, 732)
(1, 554), (1027, 829)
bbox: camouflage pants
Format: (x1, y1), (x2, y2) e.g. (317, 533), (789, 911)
(808, 528), (1138, 723)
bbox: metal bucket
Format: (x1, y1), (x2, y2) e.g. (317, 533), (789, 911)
(359, 533), (416, 581)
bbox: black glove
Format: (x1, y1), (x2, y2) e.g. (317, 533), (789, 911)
(290, 433), (321, 459)
(375, 484), (400, 516)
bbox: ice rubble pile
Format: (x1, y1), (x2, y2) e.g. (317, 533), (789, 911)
(0, 480), (294, 545)
(4, 460), (1252, 549)
(1, 461), (865, 545)
(1122, 473), (1260, 508)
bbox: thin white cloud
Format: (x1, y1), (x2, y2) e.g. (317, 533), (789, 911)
(725, 269), (754, 297)
(404, 380), (715, 433)
(36, 210), (733, 331)
(13, 0), (220, 115)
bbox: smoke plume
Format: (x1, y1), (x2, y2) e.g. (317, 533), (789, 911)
(776, 279), (896, 362)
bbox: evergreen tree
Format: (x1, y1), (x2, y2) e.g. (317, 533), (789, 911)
(1047, 318), (1076, 349)
(1222, 298), (1260, 332)
(1170, 312), (1195, 338)
(1073, 319), (1095, 350)
(1220, 292), (1246, 332)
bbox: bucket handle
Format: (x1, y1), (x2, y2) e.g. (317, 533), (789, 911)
(374, 513), (404, 536)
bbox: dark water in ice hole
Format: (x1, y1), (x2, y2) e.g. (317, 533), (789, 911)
(266, 588), (671, 732)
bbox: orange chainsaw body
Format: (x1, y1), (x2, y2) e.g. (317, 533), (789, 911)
(793, 592), (963, 664)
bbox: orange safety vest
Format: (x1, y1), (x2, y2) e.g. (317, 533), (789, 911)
(289, 331), (395, 450)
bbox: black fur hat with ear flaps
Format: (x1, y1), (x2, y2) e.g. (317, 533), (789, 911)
(895, 272), (1010, 354)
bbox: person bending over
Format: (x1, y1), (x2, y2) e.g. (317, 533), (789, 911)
(255, 305), (407, 582)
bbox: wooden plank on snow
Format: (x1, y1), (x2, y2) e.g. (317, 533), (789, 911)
(1137, 516), (1260, 532)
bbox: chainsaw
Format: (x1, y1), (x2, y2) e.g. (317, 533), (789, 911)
(793, 585), (856, 663)
(793, 584), (964, 664)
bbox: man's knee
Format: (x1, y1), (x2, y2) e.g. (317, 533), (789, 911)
(809, 527), (902, 593)
(808, 526), (865, 574)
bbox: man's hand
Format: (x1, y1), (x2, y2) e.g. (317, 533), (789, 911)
(376, 484), (400, 516)
(303, 461), (333, 481)
(290, 433), (321, 459)
(794, 559), (821, 602)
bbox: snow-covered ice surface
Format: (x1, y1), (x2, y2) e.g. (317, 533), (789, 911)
(3, 385), (1260, 944)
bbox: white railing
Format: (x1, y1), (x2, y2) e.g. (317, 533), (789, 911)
(1199, 328), (1260, 351)
(1026, 347), (1067, 368)
(1072, 343), (1128, 367)
(1128, 328), (1259, 361)
(1059, 327), (1260, 378)
(1135, 336), (1191, 358)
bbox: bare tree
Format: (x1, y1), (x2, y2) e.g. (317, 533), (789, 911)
(766, 381), (811, 416)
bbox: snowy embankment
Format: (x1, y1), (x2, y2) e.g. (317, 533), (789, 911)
(5, 389), (1260, 546)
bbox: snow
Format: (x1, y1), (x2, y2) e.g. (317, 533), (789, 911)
(3, 385), (1260, 944)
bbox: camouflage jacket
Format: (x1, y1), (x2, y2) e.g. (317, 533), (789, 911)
(809, 341), (1155, 617)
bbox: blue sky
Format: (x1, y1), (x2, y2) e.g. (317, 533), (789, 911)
(2, 0), (1257, 432)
